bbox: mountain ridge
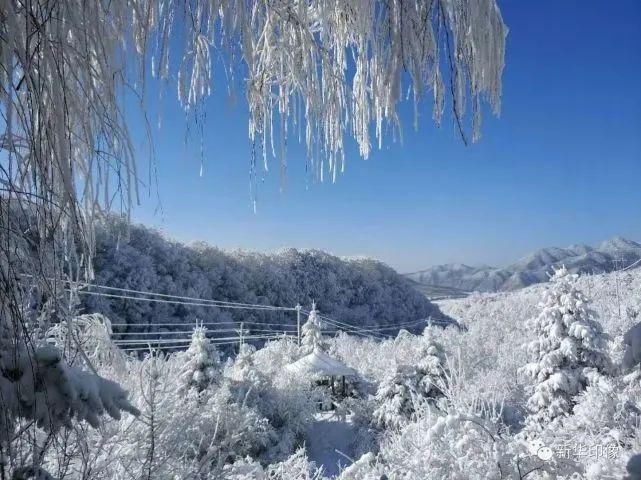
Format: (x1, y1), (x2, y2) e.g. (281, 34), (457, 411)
(406, 236), (641, 295)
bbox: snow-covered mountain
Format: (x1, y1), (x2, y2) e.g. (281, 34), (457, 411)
(406, 236), (641, 294)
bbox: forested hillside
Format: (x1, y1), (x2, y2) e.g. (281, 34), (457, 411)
(84, 219), (445, 335)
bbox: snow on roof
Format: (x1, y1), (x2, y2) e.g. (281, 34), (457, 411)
(286, 349), (357, 377)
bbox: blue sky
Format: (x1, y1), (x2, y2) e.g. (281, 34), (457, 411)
(130, 1), (641, 273)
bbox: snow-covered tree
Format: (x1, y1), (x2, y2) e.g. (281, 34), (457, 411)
(623, 322), (641, 372)
(265, 448), (322, 480)
(226, 343), (266, 406)
(179, 326), (221, 392)
(521, 266), (611, 434)
(301, 304), (325, 354)
(372, 335), (447, 429)
(87, 222), (445, 335)
(372, 365), (422, 429)
(417, 330), (448, 401)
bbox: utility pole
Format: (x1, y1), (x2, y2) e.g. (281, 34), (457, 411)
(237, 321), (245, 350)
(295, 304), (302, 347)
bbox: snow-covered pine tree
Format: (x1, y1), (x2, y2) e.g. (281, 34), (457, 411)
(372, 334), (447, 429)
(372, 365), (419, 429)
(179, 326), (221, 392)
(521, 266), (611, 434)
(416, 330), (448, 401)
(301, 304), (324, 354)
(226, 343), (265, 404)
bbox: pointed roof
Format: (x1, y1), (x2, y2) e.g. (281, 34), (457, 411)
(286, 349), (357, 377)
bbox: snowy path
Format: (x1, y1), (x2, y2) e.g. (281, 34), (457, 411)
(305, 413), (357, 478)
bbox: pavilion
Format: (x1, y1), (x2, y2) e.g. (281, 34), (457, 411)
(286, 349), (358, 397)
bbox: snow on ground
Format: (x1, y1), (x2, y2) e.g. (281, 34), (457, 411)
(305, 412), (357, 478)
(9, 268), (641, 479)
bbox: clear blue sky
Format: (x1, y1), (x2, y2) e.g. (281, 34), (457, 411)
(130, 1), (641, 273)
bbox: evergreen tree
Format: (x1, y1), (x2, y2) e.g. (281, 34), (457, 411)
(226, 343), (267, 405)
(180, 327), (221, 392)
(372, 334), (447, 428)
(416, 330), (448, 400)
(301, 304), (324, 354)
(521, 266), (611, 434)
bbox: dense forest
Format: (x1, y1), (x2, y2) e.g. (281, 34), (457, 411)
(83, 219), (445, 338)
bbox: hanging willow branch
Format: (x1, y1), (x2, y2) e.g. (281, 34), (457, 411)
(1, 0), (507, 251)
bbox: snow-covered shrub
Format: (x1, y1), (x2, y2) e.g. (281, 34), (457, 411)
(46, 313), (126, 371)
(226, 344), (266, 404)
(546, 375), (639, 479)
(73, 351), (274, 479)
(336, 452), (382, 480)
(219, 448), (324, 480)
(179, 326), (221, 391)
(265, 448), (322, 480)
(375, 411), (525, 479)
(371, 367), (424, 429)
(521, 266), (611, 435)
(250, 336), (302, 380)
(224, 341), (321, 462)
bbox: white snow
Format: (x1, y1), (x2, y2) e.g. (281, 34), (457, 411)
(305, 413), (358, 478)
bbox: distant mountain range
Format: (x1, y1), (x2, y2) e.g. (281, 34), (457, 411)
(405, 237), (641, 296)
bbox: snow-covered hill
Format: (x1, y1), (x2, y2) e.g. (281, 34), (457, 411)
(84, 219), (446, 336)
(437, 267), (641, 343)
(406, 236), (641, 294)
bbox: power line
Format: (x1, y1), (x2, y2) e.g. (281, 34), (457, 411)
(23, 273), (296, 310)
(113, 333), (284, 346)
(109, 321), (298, 328)
(26, 273), (434, 342)
(73, 289), (294, 311)
(318, 316), (385, 339)
(112, 327), (298, 336)
(81, 283), (292, 308)
(119, 338), (253, 352)
(622, 258), (641, 272)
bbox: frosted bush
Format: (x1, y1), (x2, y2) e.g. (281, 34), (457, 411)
(265, 448), (322, 480)
(376, 411), (525, 479)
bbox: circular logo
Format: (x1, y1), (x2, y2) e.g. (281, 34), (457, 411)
(537, 446), (553, 461)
